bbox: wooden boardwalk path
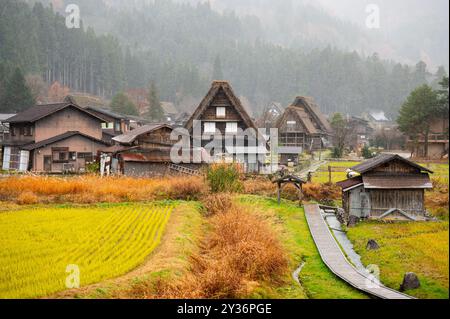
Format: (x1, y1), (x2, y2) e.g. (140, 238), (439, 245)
(304, 204), (414, 299)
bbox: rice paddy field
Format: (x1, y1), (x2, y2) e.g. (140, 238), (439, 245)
(347, 221), (449, 299)
(312, 161), (361, 184)
(0, 203), (174, 299)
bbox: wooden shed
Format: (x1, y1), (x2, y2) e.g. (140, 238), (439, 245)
(337, 154), (433, 221)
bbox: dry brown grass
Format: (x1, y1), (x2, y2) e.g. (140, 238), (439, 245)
(243, 177), (340, 204)
(152, 201), (289, 299)
(426, 177), (449, 218)
(302, 182), (341, 203)
(243, 177), (276, 196)
(15, 191), (39, 205)
(201, 193), (234, 216)
(0, 175), (207, 204)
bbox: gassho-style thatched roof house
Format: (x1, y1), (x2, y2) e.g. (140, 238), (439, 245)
(337, 154), (434, 221)
(275, 96), (332, 165)
(185, 80), (268, 173)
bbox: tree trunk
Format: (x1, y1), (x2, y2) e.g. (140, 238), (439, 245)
(424, 127), (430, 159)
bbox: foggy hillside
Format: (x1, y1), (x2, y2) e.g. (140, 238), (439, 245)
(175, 0), (449, 70)
(4, 0), (448, 118)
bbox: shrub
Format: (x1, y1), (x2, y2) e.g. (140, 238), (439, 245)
(332, 147), (343, 158)
(362, 145), (375, 159)
(206, 163), (243, 193)
(164, 177), (206, 201)
(154, 203), (289, 299)
(243, 178), (276, 196)
(16, 191), (39, 205)
(303, 182), (341, 203)
(85, 162), (100, 174)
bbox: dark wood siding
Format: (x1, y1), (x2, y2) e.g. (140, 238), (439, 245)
(367, 159), (421, 175)
(136, 127), (173, 148)
(368, 189), (425, 216)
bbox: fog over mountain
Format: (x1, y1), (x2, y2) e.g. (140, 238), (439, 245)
(6, 0), (448, 118)
(176, 0), (449, 70)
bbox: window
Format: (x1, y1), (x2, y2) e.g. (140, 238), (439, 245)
(52, 147), (69, 163)
(204, 122), (216, 133)
(287, 121), (296, 125)
(216, 107), (226, 118)
(226, 122), (238, 133)
(102, 122), (114, 129)
(10, 127), (16, 136)
(78, 152), (94, 163)
(69, 152), (77, 161)
(114, 121), (121, 132)
(24, 126), (33, 136)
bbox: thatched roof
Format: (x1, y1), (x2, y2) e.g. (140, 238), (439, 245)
(292, 96), (332, 133)
(276, 96), (332, 135)
(184, 81), (258, 132)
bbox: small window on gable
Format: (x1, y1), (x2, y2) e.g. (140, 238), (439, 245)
(216, 107), (226, 118)
(204, 122), (216, 133)
(287, 121), (296, 125)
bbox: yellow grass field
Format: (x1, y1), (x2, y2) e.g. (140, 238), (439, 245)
(0, 203), (173, 299)
(312, 161), (361, 184)
(347, 221), (449, 299)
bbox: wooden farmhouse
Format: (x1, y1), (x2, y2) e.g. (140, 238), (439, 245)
(107, 124), (202, 177)
(1, 102), (110, 173)
(184, 81), (268, 173)
(275, 96), (332, 165)
(337, 154), (434, 221)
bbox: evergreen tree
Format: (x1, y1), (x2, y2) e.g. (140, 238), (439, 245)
(436, 76), (449, 124)
(397, 85), (440, 157)
(0, 67), (35, 112)
(145, 82), (164, 121)
(110, 91), (138, 116)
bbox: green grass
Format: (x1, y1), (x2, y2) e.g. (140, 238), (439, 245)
(238, 195), (368, 299)
(347, 221), (449, 299)
(312, 161), (361, 184)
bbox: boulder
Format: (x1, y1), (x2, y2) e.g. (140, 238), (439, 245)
(400, 272), (420, 291)
(366, 239), (380, 250)
(347, 215), (360, 227)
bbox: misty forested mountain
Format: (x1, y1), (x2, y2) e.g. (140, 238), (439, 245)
(1, 0), (447, 118)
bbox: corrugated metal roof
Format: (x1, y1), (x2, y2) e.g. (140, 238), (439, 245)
(277, 146), (303, 154)
(112, 124), (172, 144)
(336, 176), (363, 191)
(0, 114), (15, 121)
(351, 153), (433, 174)
(121, 148), (172, 163)
(362, 174), (433, 189)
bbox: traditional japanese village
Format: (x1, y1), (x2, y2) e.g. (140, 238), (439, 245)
(0, 0), (448, 304)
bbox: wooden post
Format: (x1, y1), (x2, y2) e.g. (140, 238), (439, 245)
(328, 165), (332, 184)
(277, 182), (281, 204)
